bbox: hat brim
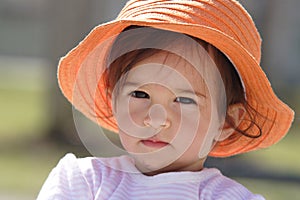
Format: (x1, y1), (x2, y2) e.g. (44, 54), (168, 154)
(58, 19), (294, 157)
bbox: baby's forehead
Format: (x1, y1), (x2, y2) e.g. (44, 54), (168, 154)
(125, 51), (209, 91)
(129, 50), (215, 81)
(136, 51), (193, 68)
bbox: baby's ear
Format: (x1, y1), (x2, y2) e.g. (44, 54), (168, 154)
(215, 103), (246, 142)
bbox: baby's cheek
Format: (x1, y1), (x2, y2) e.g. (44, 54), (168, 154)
(128, 99), (149, 125)
(118, 131), (137, 153)
(180, 107), (201, 128)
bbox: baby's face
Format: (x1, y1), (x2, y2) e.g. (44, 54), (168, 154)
(113, 51), (224, 174)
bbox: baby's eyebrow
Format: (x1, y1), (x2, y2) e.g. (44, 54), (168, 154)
(123, 82), (139, 87)
(122, 82), (141, 90)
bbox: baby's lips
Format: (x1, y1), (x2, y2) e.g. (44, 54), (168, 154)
(141, 134), (172, 148)
(141, 139), (169, 148)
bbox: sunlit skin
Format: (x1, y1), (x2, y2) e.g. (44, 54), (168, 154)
(113, 51), (243, 176)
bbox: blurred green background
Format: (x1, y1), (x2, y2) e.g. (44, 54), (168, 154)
(0, 0), (299, 199)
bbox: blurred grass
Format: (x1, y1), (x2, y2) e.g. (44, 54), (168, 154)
(244, 126), (300, 199)
(0, 89), (47, 139)
(0, 59), (299, 199)
(0, 145), (64, 196)
(0, 57), (49, 139)
(246, 127), (300, 175)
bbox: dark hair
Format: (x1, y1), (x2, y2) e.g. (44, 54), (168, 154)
(103, 26), (262, 138)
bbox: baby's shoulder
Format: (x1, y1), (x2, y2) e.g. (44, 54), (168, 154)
(200, 168), (265, 200)
(56, 153), (135, 176)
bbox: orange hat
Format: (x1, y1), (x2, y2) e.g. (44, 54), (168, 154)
(58, 0), (294, 157)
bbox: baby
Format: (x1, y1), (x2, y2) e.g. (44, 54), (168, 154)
(37, 1), (294, 199)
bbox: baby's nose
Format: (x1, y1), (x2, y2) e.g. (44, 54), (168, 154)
(144, 104), (170, 129)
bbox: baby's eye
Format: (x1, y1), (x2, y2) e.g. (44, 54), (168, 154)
(130, 90), (150, 99)
(174, 97), (197, 105)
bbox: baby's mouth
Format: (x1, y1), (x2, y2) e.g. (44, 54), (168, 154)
(141, 138), (169, 148)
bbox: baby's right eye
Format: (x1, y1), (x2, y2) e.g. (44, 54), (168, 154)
(130, 91), (150, 99)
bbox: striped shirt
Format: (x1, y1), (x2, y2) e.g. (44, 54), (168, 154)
(37, 153), (265, 200)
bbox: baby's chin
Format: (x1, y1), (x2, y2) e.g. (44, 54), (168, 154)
(129, 149), (182, 175)
(133, 155), (206, 176)
(134, 159), (176, 176)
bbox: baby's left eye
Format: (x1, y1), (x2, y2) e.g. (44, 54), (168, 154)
(174, 97), (197, 105)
